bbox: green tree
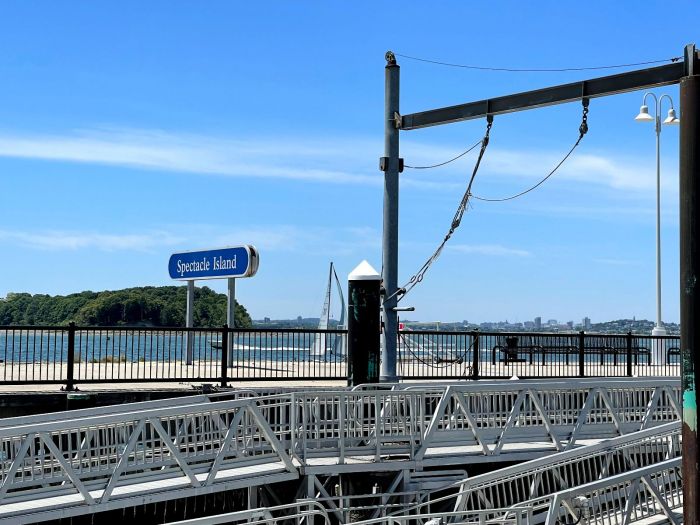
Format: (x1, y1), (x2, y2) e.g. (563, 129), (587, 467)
(0, 286), (252, 327)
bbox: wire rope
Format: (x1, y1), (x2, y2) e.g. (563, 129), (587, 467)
(471, 100), (589, 202)
(387, 117), (493, 304)
(394, 53), (682, 73)
(404, 139), (482, 169)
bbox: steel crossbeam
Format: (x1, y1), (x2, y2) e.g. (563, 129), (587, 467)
(0, 379), (682, 523)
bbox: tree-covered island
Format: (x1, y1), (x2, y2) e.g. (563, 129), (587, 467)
(0, 286), (252, 327)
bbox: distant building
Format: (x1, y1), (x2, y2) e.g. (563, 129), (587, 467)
(524, 321), (535, 329)
(583, 317), (591, 330)
(547, 319), (558, 327)
(264, 317), (270, 324)
(534, 317), (542, 330)
(567, 321), (574, 329)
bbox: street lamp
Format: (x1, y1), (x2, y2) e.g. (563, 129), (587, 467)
(635, 93), (679, 338)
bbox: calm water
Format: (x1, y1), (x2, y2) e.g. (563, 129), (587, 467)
(0, 331), (346, 363)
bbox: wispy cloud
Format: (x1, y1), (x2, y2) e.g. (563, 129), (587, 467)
(0, 127), (676, 195)
(401, 139), (677, 194)
(592, 257), (639, 266)
(0, 229), (184, 252)
(0, 127), (381, 185)
(447, 243), (531, 257)
(0, 224), (381, 255)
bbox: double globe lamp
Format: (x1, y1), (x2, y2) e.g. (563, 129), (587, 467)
(634, 93), (679, 339)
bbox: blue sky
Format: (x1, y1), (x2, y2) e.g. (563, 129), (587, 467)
(0, 2), (697, 324)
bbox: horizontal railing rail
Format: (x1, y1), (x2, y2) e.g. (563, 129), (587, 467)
(544, 457), (682, 525)
(397, 329), (680, 380)
(0, 326), (680, 388)
(0, 324), (348, 388)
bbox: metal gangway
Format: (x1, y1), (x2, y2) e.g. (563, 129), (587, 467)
(164, 423), (682, 525)
(369, 421), (680, 525)
(0, 379), (681, 523)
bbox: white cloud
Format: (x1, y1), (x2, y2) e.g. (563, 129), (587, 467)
(0, 128), (381, 185)
(401, 139), (678, 194)
(0, 127), (679, 196)
(0, 229), (184, 252)
(0, 224), (381, 255)
(447, 243), (531, 257)
(592, 258), (639, 266)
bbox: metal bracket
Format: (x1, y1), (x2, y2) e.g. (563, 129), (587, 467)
(394, 111), (402, 129)
(392, 306), (415, 312)
(379, 157), (404, 173)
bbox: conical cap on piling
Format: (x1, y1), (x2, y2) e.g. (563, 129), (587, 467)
(348, 260), (380, 281)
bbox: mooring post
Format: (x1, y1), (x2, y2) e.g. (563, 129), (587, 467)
(64, 322), (76, 391)
(380, 51), (400, 382)
(348, 260), (381, 386)
(220, 324), (228, 388)
(471, 330), (480, 380)
(185, 280), (195, 365)
(680, 42), (700, 525)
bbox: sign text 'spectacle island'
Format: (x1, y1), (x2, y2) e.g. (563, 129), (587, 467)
(168, 245), (259, 280)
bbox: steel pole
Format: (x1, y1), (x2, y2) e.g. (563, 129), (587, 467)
(185, 279), (194, 365)
(227, 278), (236, 366)
(381, 52), (400, 382)
(680, 72), (700, 525)
(654, 114), (666, 334)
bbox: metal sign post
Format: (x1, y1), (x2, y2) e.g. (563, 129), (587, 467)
(169, 245), (259, 367)
(185, 280), (195, 364)
(227, 277), (236, 365)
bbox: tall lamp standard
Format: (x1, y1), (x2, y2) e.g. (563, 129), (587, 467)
(635, 93), (680, 341)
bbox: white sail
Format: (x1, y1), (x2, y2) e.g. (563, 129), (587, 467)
(331, 264), (346, 358)
(311, 263), (333, 358)
(312, 262), (347, 360)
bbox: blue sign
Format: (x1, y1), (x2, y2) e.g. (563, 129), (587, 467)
(168, 245), (259, 280)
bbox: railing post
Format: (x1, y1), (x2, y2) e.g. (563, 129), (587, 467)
(626, 331), (633, 377)
(471, 330), (480, 380)
(578, 330), (585, 378)
(64, 322), (76, 391)
(220, 324), (229, 388)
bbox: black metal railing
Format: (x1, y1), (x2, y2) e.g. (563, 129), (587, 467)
(0, 324), (348, 389)
(0, 326), (680, 389)
(397, 330), (681, 379)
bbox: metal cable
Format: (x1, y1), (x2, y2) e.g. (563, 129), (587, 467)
(395, 53), (681, 72)
(389, 117), (493, 304)
(472, 101), (589, 202)
(399, 332), (475, 371)
(404, 139), (482, 169)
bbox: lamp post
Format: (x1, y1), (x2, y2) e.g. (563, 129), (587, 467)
(635, 93), (679, 340)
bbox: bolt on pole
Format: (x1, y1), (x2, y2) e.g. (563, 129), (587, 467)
(381, 51), (400, 382)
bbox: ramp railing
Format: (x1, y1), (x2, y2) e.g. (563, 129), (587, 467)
(378, 421), (680, 524)
(543, 457), (682, 525)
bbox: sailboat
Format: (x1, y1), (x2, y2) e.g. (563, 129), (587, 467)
(311, 262), (346, 361)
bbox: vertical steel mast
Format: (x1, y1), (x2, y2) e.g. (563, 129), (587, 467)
(381, 51), (400, 382)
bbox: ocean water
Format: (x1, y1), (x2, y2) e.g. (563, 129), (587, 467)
(0, 330), (347, 363)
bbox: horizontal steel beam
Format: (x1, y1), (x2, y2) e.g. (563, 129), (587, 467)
(401, 62), (685, 130)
